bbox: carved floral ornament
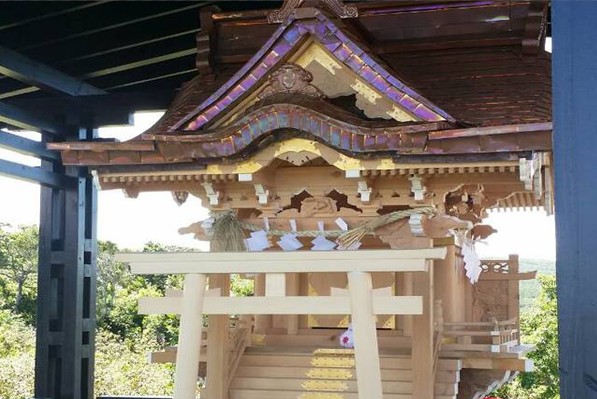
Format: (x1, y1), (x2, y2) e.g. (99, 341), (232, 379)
(267, 0), (358, 24)
(258, 63), (325, 100)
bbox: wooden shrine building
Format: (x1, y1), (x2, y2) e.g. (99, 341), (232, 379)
(15, 1), (597, 399)
(47, 1), (552, 399)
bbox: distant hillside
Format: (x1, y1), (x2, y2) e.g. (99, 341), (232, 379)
(519, 258), (555, 312)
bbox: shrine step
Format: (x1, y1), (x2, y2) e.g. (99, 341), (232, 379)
(235, 365), (413, 381)
(228, 347), (462, 399)
(229, 390), (413, 399)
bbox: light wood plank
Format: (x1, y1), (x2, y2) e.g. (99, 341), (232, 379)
(128, 258), (430, 275)
(206, 274), (230, 399)
(118, 248), (447, 263)
(461, 357), (533, 372)
(174, 273), (206, 399)
(348, 272), (383, 399)
(138, 296), (423, 315)
(118, 248), (447, 275)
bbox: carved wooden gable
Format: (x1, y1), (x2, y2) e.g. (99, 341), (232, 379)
(171, 10), (454, 133)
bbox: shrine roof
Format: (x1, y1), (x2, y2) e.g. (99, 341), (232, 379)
(49, 0), (552, 167)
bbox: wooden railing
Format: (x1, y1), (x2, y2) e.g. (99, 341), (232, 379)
(441, 318), (519, 353)
(226, 317), (252, 391)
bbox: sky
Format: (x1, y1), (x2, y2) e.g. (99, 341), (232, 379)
(0, 39), (556, 259)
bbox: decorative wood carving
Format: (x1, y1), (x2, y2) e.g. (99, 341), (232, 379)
(458, 369), (516, 399)
(267, 0), (358, 24)
(172, 190), (189, 206)
(300, 196), (337, 217)
(278, 151), (320, 166)
(122, 187), (139, 199)
(258, 64), (324, 100)
(445, 184), (489, 224)
(471, 224), (497, 241)
(179, 221), (209, 241)
(377, 214), (472, 249)
(472, 283), (509, 322)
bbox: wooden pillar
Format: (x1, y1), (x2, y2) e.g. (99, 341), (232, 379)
(347, 272), (383, 399)
(434, 245), (459, 322)
(253, 274), (271, 333)
(397, 272), (414, 335)
(553, 4), (597, 396)
(412, 262), (434, 399)
(35, 127), (97, 399)
(206, 274), (230, 399)
(507, 254), (522, 344)
(174, 273), (207, 399)
(286, 273), (300, 334)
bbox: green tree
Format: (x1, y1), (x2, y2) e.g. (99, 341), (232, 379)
(0, 225), (38, 317)
(94, 330), (174, 397)
(0, 310), (35, 399)
(496, 275), (559, 398)
(97, 240), (129, 325)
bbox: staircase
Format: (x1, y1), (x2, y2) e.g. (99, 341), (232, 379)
(228, 346), (461, 399)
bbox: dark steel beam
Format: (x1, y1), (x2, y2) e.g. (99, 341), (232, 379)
(553, 2), (597, 398)
(0, 45), (106, 96)
(4, 90), (174, 128)
(0, 158), (75, 188)
(83, 48), (196, 79)
(0, 1), (111, 32)
(104, 69), (196, 90)
(0, 130), (59, 161)
(19, 3), (209, 52)
(0, 101), (64, 133)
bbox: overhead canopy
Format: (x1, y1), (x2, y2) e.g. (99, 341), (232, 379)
(45, 0), (551, 168)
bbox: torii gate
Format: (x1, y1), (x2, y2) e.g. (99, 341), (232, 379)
(118, 248), (447, 399)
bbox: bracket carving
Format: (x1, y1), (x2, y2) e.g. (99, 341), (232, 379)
(267, 0), (358, 23)
(254, 184), (270, 205)
(357, 180), (372, 203)
(201, 183), (221, 206)
(409, 174), (427, 202)
(519, 153), (544, 199)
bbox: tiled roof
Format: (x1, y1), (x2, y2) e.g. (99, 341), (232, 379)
(383, 47), (552, 127)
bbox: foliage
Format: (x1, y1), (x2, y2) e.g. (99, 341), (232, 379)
(0, 310), (35, 399)
(519, 259), (555, 312)
(231, 274), (254, 297)
(97, 240), (186, 347)
(0, 225), (38, 321)
(97, 240), (129, 324)
(94, 330), (174, 397)
(495, 275), (560, 399)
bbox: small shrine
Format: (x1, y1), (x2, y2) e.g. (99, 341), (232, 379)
(49, 1), (551, 398)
